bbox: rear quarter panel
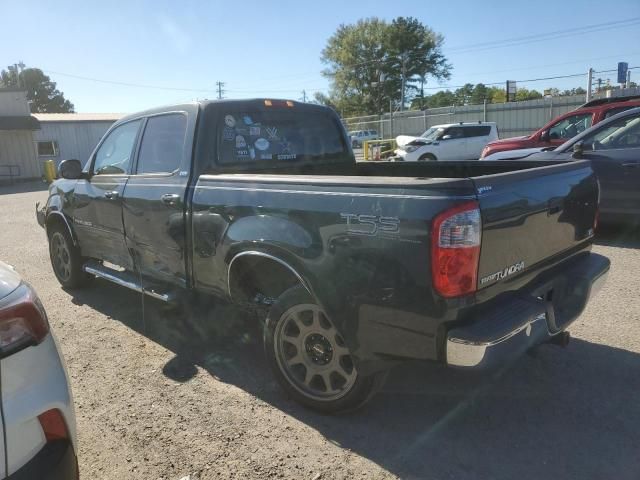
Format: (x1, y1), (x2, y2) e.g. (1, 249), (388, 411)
(190, 176), (478, 370)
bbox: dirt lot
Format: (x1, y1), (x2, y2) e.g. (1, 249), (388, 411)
(1, 181), (639, 480)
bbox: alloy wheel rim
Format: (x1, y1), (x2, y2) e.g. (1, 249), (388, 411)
(274, 303), (357, 401)
(51, 232), (72, 281)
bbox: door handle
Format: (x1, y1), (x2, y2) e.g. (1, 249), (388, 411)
(104, 190), (119, 199)
(161, 193), (181, 206)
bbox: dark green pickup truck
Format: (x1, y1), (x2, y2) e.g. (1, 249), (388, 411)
(37, 99), (609, 412)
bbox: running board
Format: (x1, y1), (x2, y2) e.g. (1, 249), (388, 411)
(83, 262), (174, 303)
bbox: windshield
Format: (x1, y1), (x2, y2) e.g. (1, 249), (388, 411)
(420, 127), (445, 141)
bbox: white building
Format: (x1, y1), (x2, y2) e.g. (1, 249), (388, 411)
(0, 89), (40, 182)
(33, 113), (122, 167)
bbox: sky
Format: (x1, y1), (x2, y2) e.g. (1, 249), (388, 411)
(1, 0), (639, 114)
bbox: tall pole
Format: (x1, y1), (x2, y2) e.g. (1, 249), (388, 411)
(626, 70), (632, 89)
(301, 90), (307, 102)
(400, 53), (407, 112)
(216, 81), (225, 99)
(389, 99), (394, 138)
(586, 68), (593, 102)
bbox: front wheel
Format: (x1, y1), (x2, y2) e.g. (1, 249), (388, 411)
(48, 225), (90, 288)
(264, 286), (385, 413)
(418, 153), (437, 161)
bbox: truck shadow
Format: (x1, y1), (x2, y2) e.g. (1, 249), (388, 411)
(595, 224), (640, 249)
(67, 281), (640, 480)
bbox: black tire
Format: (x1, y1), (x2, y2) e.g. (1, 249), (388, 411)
(48, 224), (90, 289)
(418, 153), (437, 161)
(264, 285), (386, 413)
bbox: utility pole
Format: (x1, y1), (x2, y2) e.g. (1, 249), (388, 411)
(301, 90), (307, 103)
(627, 70), (632, 89)
(215, 81), (225, 100)
(586, 67), (594, 102)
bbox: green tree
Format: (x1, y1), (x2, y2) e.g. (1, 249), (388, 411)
(321, 17), (451, 116)
(515, 87), (543, 101)
(470, 83), (489, 105)
(0, 64), (74, 113)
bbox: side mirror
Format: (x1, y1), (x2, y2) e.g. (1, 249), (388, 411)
(572, 141), (584, 158)
(540, 130), (550, 142)
(441, 135), (453, 141)
(59, 159), (84, 179)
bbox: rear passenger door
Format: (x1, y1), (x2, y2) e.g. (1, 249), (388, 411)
(463, 125), (493, 159)
(579, 110), (640, 218)
(122, 112), (193, 289)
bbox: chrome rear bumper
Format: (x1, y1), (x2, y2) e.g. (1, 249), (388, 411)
(446, 253), (609, 369)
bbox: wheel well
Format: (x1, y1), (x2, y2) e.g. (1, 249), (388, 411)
(46, 213), (72, 240)
(228, 254), (306, 306)
(419, 152), (437, 160)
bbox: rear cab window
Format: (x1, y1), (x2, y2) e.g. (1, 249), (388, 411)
(215, 108), (348, 166)
(463, 126), (492, 137)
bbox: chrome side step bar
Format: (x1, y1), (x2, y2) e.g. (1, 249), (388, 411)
(83, 263), (174, 303)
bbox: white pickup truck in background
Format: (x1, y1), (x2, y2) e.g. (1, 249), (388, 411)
(394, 122), (498, 161)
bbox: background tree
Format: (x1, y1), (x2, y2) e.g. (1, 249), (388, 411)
(515, 87), (543, 101)
(321, 17), (451, 116)
(1, 64), (74, 113)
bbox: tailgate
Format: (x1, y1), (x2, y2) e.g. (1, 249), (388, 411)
(473, 160), (598, 290)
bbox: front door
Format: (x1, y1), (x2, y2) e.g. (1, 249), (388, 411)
(438, 126), (467, 160)
(122, 112), (192, 288)
(546, 112), (594, 147)
(72, 119), (142, 269)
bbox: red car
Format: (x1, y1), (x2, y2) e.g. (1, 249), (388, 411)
(481, 95), (640, 159)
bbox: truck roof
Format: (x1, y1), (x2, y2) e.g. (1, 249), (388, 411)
(116, 98), (330, 125)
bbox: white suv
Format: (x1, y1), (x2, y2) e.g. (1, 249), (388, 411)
(0, 261), (78, 479)
(395, 122), (498, 161)
(349, 130), (380, 148)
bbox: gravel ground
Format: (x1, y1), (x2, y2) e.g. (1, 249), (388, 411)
(1, 181), (639, 480)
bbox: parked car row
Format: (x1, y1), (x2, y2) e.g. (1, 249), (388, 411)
(481, 94), (640, 160)
(387, 95), (640, 226)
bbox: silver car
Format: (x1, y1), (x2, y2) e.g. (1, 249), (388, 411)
(0, 261), (78, 479)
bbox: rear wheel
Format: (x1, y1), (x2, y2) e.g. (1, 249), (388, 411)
(418, 153), (437, 161)
(48, 225), (90, 288)
(264, 286), (385, 413)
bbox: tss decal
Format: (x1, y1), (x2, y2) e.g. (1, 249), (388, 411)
(340, 213), (400, 237)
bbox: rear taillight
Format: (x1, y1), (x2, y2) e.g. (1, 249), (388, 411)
(0, 284), (49, 358)
(431, 201), (482, 298)
(38, 409), (70, 441)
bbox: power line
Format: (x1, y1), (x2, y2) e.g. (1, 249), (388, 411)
(322, 18), (640, 73)
(40, 65), (637, 97)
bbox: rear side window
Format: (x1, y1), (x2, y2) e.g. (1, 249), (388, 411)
(604, 106), (635, 119)
(217, 110), (346, 164)
(136, 114), (187, 174)
(463, 126), (492, 137)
